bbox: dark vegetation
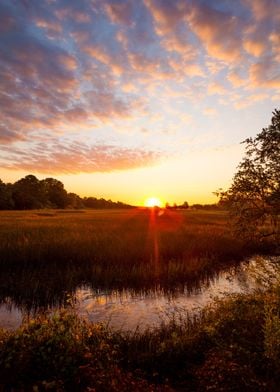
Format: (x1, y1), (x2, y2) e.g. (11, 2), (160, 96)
(0, 175), (133, 210)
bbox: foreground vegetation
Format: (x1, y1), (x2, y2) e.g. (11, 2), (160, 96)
(1, 259), (279, 391)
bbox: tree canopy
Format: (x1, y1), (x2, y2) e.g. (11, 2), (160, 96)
(219, 109), (280, 242)
(0, 175), (133, 210)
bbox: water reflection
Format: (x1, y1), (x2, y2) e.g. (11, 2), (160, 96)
(0, 256), (278, 331)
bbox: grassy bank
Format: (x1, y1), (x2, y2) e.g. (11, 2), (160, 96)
(1, 274), (279, 391)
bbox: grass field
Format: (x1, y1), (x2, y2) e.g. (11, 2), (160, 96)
(0, 208), (264, 272)
(0, 208), (266, 309)
(0, 208), (274, 311)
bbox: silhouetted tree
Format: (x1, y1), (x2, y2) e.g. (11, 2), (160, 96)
(219, 109), (280, 241)
(41, 178), (68, 208)
(83, 196), (133, 209)
(13, 175), (44, 209)
(67, 193), (84, 209)
(0, 175), (134, 210)
(0, 180), (14, 209)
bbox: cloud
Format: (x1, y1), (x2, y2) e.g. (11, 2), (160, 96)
(82, 43), (126, 76)
(249, 57), (280, 89)
(233, 92), (269, 109)
(0, 127), (26, 144)
(34, 17), (63, 36)
(144, 0), (184, 35)
(203, 107), (217, 116)
(208, 81), (227, 95)
(244, 0), (280, 22)
(243, 39), (266, 57)
(187, 2), (244, 63)
(0, 141), (163, 174)
(0, 1), (144, 146)
(105, 1), (134, 26)
(85, 90), (137, 120)
(0, 0), (279, 178)
(227, 70), (247, 87)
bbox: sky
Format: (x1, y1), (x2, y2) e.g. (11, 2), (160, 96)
(0, 0), (279, 206)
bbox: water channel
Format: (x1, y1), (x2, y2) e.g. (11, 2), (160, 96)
(0, 255), (278, 331)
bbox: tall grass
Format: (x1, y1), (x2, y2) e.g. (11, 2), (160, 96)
(0, 209), (270, 271)
(0, 208), (276, 312)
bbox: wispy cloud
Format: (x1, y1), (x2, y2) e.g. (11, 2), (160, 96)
(0, 140), (163, 174)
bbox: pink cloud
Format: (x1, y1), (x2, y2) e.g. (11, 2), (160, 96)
(234, 92), (269, 109)
(144, 0), (184, 35)
(249, 57), (280, 89)
(208, 81), (227, 95)
(58, 53), (78, 71)
(0, 141), (163, 174)
(105, 1), (134, 26)
(188, 3), (244, 63)
(35, 17), (62, 34)
(83, 44), (126, 76)
(0, 127), (26, 144)
(55, 7), (90, 23)
(244, 0), (280, 21)
(227, 71), (247, 87)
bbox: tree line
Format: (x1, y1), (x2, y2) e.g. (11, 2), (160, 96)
(0, 175), (133, 210)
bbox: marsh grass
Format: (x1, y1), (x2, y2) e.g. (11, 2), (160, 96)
(0, 209), (266, 271)
(0, 209), (276, 312)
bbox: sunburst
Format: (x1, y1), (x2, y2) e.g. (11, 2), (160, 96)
(144, 197), (163, 208)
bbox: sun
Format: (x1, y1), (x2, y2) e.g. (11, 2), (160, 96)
(144, 197), (163, 208)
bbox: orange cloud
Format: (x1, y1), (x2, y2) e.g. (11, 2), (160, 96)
(0, 127), (26, 144)
(144, 0), (184, 35)
(35, 18), (62, 34)
(58, 53), (78, 71)
(208, 81), (227, 95)
(249, 58), (280, 89)
(234, 92), (269, 109)
(227, 71), (247, 87)
(1, 141), (163, 174)
(83, 44), (125, 76)
(188, 3), (243, 63)
(105, 1), (133, 26)
(243, 39), (266, 57)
